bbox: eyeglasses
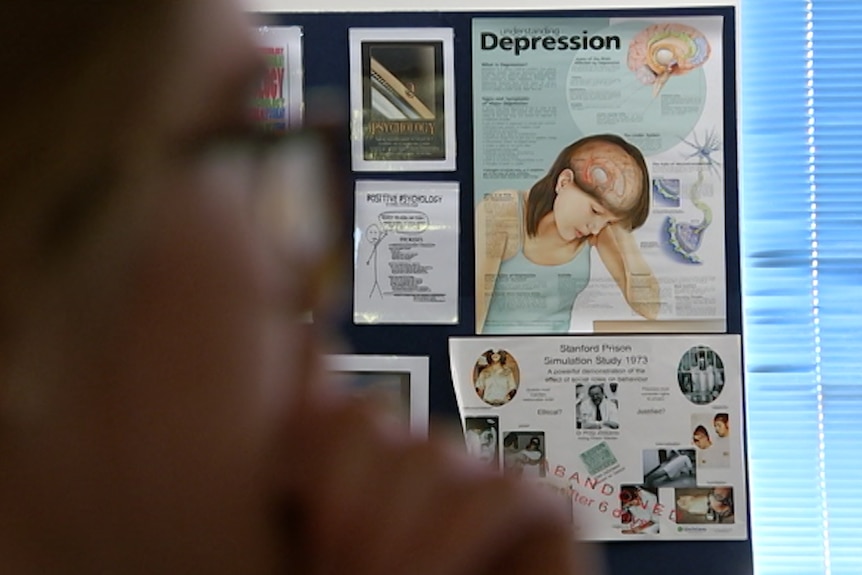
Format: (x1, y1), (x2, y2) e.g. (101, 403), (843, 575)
(198, 126), (347, 321)
(261, 129), (347, 320)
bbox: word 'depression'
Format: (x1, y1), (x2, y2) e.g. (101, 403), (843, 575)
(480, 31), (622, 56)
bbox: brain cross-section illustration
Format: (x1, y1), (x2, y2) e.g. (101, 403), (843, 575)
(627, 23), (711, 97)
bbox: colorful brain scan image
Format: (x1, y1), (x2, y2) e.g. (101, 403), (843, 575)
(627, 23), (711, 97)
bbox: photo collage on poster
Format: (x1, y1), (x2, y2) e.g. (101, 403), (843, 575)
(450, 335), (746, 541)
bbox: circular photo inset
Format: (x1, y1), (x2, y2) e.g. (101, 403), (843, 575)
(677, 346), (725, 405)
(472, 349), (520, 406)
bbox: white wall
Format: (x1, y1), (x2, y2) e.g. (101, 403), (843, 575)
(244, 0), (736, 12)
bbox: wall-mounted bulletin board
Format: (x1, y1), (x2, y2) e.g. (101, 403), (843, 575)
(254, 7), (748, 575)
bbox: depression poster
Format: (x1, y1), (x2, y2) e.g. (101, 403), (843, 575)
(473, 16), (729, 334)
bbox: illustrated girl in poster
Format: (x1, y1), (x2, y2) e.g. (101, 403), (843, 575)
(475, 134), (660, 334)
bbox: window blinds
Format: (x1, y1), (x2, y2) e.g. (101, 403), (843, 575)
(741, 1), (862, 574)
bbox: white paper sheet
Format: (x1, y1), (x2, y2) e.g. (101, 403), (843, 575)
(354, 181), (459, 324)
(450, 334), (747, 541)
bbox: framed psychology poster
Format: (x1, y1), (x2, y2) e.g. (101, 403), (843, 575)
(326, 354), (430, 437)
(349, 27), (456, 171)
(450, 334), (746, 541)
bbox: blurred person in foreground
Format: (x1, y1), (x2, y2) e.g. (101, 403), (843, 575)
(0, 2), (598, 574)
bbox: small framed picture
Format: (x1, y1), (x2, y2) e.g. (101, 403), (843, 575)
(254, 26), (304, 130)
(349, 27), (456, 171)
(325, 354), (430, 437)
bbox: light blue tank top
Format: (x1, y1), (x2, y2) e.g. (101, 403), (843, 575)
(483, 194), (591, 334)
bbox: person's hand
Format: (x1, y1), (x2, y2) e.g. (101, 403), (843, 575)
(272, 393), (599, 575)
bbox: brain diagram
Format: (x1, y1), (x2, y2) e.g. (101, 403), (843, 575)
(627, 23), (711, 97)
(661, 129), (722, 264)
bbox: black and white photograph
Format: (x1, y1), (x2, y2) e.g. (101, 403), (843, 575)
(464, 416), (500, 470)
(502, 432), (546, 479)
(576, 382), (620, 430)
(677, 345), (726, 405)
(642, 448), (696, 488)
